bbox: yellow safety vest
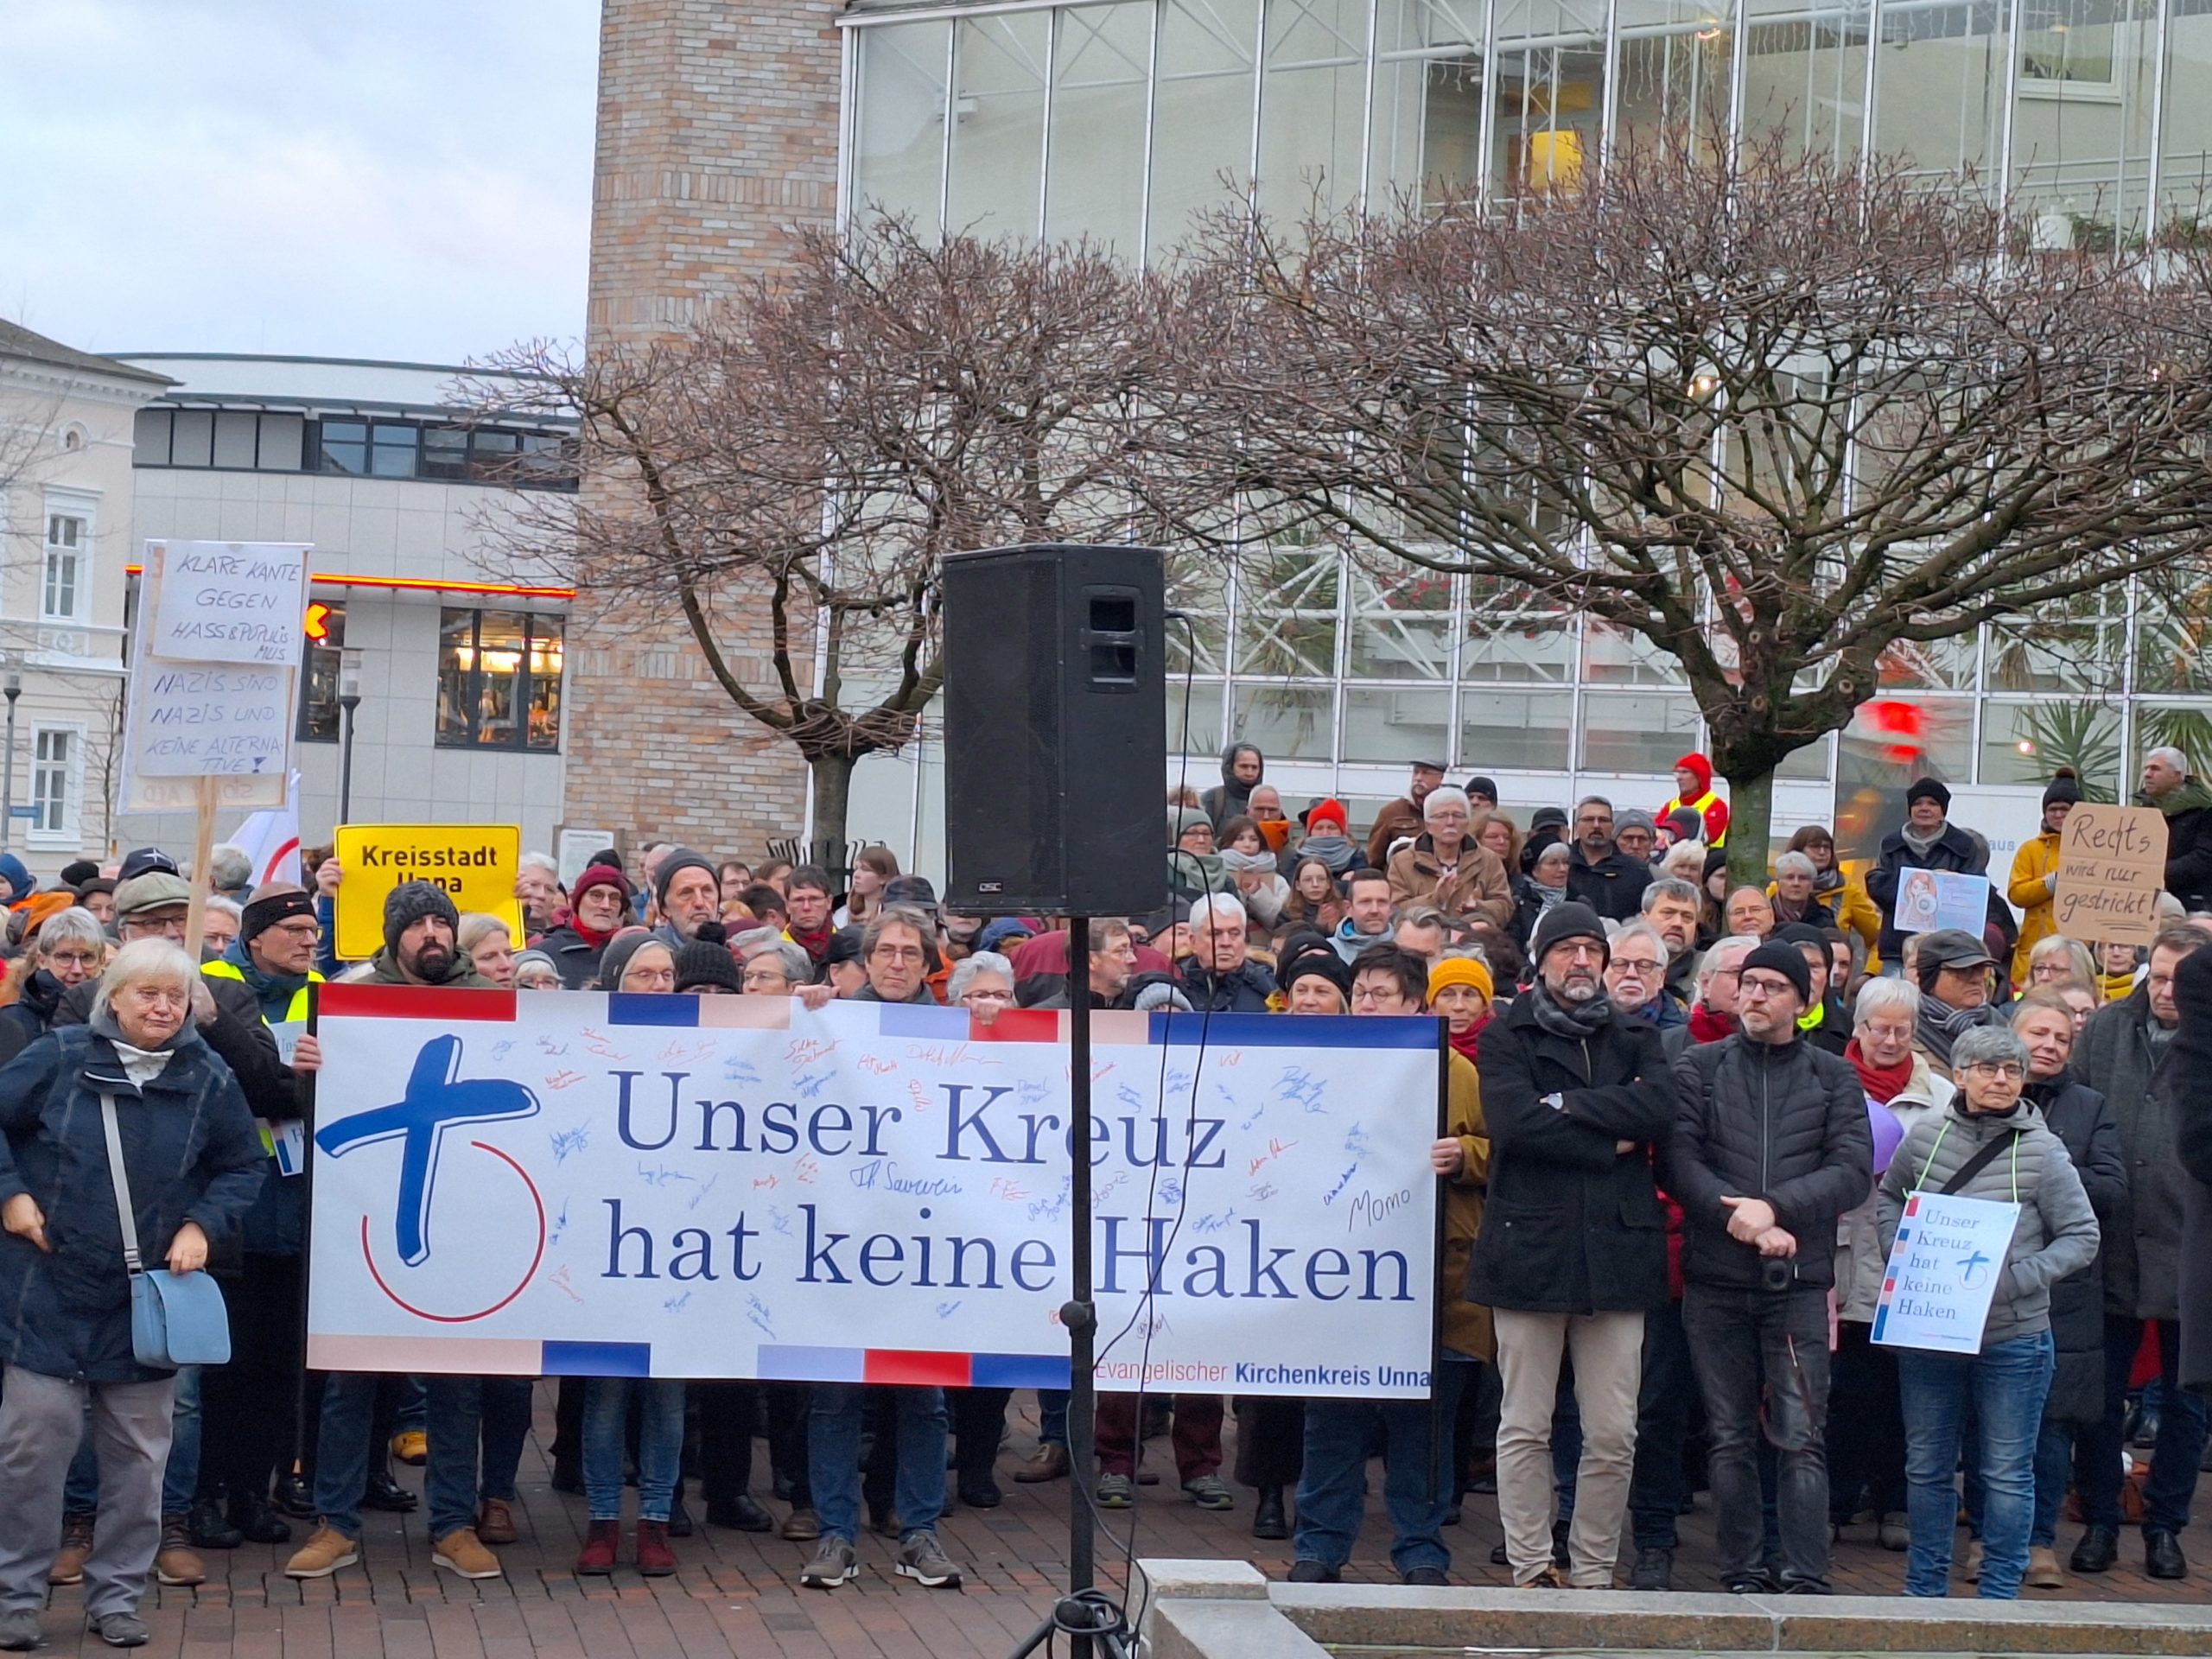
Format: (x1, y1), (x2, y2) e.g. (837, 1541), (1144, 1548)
(200, 957), (322, 1026)
(1662, 789), (1726, 849)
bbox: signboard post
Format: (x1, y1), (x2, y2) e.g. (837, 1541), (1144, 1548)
(2056, 804), (2171, 946)
(331, 823), (524, 962)
(122, 541), (309, 953)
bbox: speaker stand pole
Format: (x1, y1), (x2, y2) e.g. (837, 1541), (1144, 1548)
(1006, 913), (1126, 1659)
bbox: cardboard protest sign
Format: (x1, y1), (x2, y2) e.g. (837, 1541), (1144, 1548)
(1895, 869), (1990, 935)
(306, 991), (1444, 1396)
(1872, 1192), (2022, 1354)
(2056, 804), (2170, 946)
(149, 541), (309, 666)
(333, 824), (523, 961)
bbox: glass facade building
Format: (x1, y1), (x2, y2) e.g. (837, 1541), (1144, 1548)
(838, 0), (2212, 838)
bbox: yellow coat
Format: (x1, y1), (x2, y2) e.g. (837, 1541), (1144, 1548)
(1442, 1049), (1494, 1363)
(2007, 830), (2062, 988)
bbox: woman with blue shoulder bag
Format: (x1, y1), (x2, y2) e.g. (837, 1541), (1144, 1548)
(0, 938), (263, 1650)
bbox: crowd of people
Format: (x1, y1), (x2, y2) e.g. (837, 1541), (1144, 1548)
(4, 740), (2212, 1641)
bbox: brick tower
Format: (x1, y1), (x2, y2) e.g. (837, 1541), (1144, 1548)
(567, 0), (843, 855)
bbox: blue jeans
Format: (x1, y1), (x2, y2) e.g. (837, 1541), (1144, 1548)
(480, 1378), (532, 1504)
(808, 1383), (944, 1545)
(2080, 1317), (2208, 1534)
(1039, 1389), (1068, 1448)
(62, 1363), (199, 1517)
(1963, 1411), (2076, 1549)
(584, 1378), (684, 1522)
(314, 1372), (493, 1539)
(1293, 1358), (1471, 1574)
(1897, 1332), (2054, 1598)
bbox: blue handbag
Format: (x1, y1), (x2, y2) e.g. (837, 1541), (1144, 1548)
(99, 1093), (232, 1368)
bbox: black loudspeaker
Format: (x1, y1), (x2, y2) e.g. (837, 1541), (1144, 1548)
(942, 543), (1166, 914)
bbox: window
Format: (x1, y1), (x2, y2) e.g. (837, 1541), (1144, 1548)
(304, 419), (575, 489)
(29, 728), (77, 841)
(298, 601), (347, 742)
(42, 506), (88, 622)
(437, 608), (563, 753)
(369, 423), (418, 477)
(318, 420), (368, 474)
(135, 409), (304, 470)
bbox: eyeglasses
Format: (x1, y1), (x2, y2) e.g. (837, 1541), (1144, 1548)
(1611, 957), (1664, 976)
(1738, 976), (1796, 1000)
(622, 967), (677, 990)
(870, 944), (926, 964)
(1350, 984), (1402, 1006)
(741, 969), (791, 990)
(1965, 1061), (2025, 1079)
(963, 988), (1014, 1005)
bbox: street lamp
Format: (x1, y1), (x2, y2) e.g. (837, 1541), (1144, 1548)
(0, 669), (22, 857)
(337, 647), (364, 825)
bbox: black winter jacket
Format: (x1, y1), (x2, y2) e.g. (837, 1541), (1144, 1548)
(532, 924), (608, 990)
(1175, 957), (1276, 1014)
(0, 969), (69, 1069)
(1863, 823), (1980, 964)
(1468, 993), (1675, 1313)
(2165, 950), (2212, 1389)
(2030, 1076), (2127, 1421)
(1565, 849), (1652, 923)
(2073, 986), (2183, 1320)
(1665, 1033), (1872, 1291)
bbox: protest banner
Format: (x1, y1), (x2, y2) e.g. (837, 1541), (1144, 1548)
(1894, 869), (1990, 935)
(305, 991), (1444, 1398)
(331, 823), (524, 961)
(556, 826), (614, 887)
(149, 540), (309, 665)
(1871, 1192), (2022, 1353)
(2056, 804), (2170, 946)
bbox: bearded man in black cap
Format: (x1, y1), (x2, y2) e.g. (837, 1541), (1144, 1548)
(364, 881), (496, 988)
(1471, 901), (1675, 1588)
(1665, 940), (1871, 1594)
(1864, 778), (1982, 971)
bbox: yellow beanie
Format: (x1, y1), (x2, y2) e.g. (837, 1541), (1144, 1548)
(1427, 956), (1494, 1004)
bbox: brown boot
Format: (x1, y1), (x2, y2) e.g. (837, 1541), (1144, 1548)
(475, 1498), (518, 1546)
(49, 1513), (94, 1586)
(1013, 1443), (1070, 1483)
(635, 1519), (676, 1577)
(155, 1514), (206, 1587)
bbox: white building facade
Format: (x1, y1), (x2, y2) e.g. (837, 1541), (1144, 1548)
(117, 355), (577, 853)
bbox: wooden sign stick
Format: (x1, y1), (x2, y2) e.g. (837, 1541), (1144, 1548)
(185, 774), (217, 959)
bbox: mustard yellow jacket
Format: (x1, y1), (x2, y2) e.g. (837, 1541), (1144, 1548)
(2007, 830), (2062, 988)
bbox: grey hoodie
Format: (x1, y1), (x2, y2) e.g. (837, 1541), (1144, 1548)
(1878, 1098), (2099, 1348)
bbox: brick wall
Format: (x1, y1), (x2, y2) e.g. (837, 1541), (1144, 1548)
(567, 0), (842, 857)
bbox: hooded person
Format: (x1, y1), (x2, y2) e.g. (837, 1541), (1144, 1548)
(366, 881), (498, 988)
(535, 862), (632, 989)
(0, 853), (32, 907)
(1282, 798), (1361, 878)
(2006, 771), (2080, 989)
(1660, 753), (1729, 849)
(1201, 742), (1265, 830)
(1168, 806), (1235, 912)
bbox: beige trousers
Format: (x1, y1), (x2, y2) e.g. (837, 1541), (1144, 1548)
(1492, 1306), (1645, 1587)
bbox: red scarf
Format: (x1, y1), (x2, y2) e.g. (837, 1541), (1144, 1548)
(1846, 1037), (1914, 1105)
(789, 921), (834, 963)
(1449, 1014), (1489, 1064)
(566, 916), (618, 951)
(1688, 1003), (1737, 1044)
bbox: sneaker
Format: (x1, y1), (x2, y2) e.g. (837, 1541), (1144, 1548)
(1096, 1473), (1134, 1510)
(894, 1529), (961, 1588)
(283, 1526), (359, 1580)
(1402, 1566), (1449, 1586)
(575, 1519), (620, 1576)
(475, 1498), (518, 1546)
(635, 1519), (676, 1577)
(1878, 1512), (1911, 1552)
(0, 1611), (38, 1652)
(1182, 1473), (1235, 1510)
(391, 1430), (429, 1465)
(1627, 1545), (1674, 1591)
(1013, 1443), (1070, 1483)
(2026, 1545), (2064, 1589)
(431, 1526), (503, 1580)
(800, 1536), (858, 1589)
(1287, 1560), (1339, 1583)
(87, 1612), (149, 1649)
(154, 1516), (205, 1587)
(50, 1512), (95, 1586)
(780, 1507), (821, 1542)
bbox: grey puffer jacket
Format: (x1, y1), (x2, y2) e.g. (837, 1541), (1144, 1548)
(2071, 987), (2181, 1319)
(1878, 1099), (2099, 1349)
(1666, 1033), (1873, 1291)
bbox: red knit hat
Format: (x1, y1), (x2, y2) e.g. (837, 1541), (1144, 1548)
(571, 862), (632, 905)
(1306, 798), (1349, 835)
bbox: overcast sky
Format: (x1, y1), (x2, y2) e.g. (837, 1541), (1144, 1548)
(0, 1), (600, 366)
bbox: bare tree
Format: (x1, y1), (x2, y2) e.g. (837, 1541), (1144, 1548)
(1141, 130), (2212, 874)
(467, 221), (1166, 843)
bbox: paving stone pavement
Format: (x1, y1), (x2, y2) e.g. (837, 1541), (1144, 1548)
(22, 1388), (2203, 1656)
